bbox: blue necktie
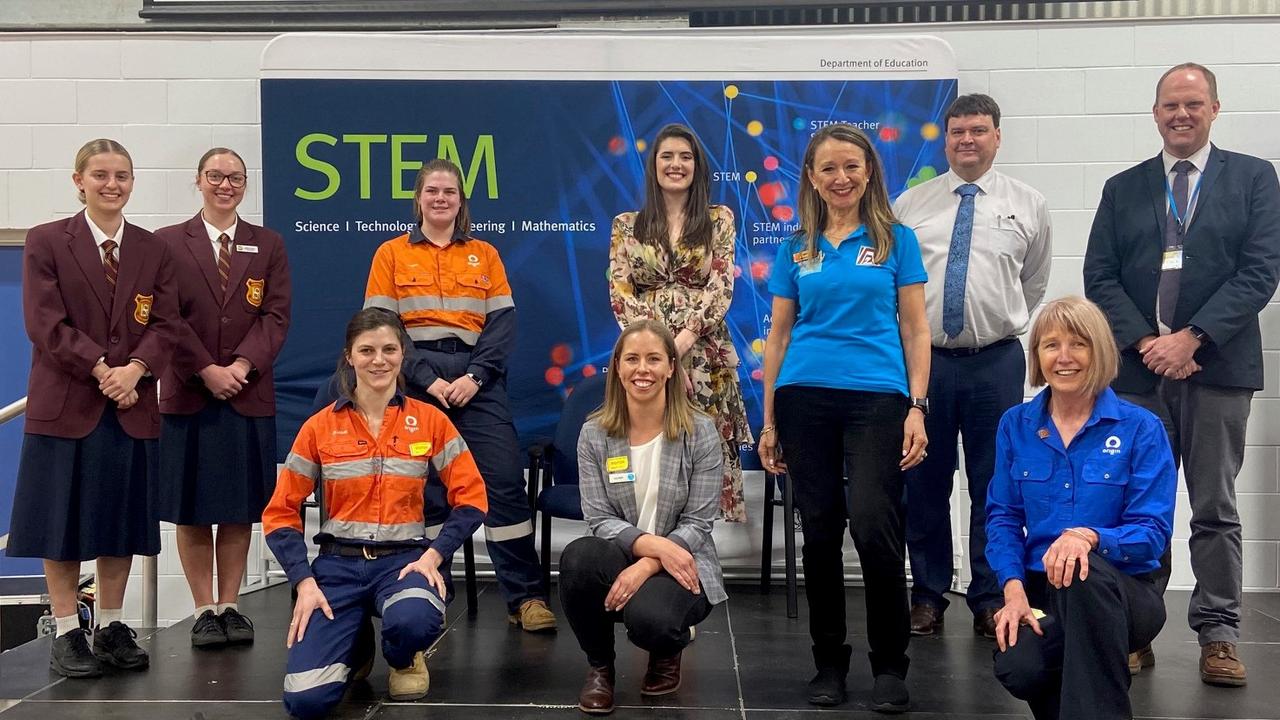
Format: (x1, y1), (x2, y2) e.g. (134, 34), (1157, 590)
(942, 183), (980, 339)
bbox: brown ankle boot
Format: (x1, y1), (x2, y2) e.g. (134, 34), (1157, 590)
(578, 665), (615, 714)
(640, 651), (682, 696)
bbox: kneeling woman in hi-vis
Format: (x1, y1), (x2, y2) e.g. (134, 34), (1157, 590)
(262, 308), (488, 720)
(560, 319), (727, 715)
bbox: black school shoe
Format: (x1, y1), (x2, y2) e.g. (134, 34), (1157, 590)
(50, 628), (103, 678)
(191, 609), (228, 648)
(219, 608), (255, 645)
(871, 673), (910, 714)
(807, 644), (852, 706)
(93, 621), (150, 670)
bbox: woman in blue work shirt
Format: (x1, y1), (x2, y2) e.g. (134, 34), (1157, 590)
(758, 123), (931, 713)
(987, 296), (1176, 720)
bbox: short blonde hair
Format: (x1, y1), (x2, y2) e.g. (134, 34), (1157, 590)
(1028, 296), (1119, 398)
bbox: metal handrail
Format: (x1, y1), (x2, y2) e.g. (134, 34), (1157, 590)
(0, 395), (157, 628)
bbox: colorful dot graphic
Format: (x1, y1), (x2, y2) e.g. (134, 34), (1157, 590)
(878, 126), (901, 143)
(607, 136), (626, 156)
(921, 122), (940, 141)
(918, 166), (938, 180)
(792, 117), (806, 130)
(772, 205), (795, 222)
(762, 156), (779, 171)
(746, 120), (764, 137)
(750, 260), (769, 281)
(635, 139), (647, 153)
(757, 181), (786, 207)
(750, 338), (765, 355)
(724, 85), (739, 99)
(582, 364), (598, 377)
(545, 366), (565, 386)
(750, 368), (764, 381)
(744, 170), (758, 183)
(551, 343), (573, 367)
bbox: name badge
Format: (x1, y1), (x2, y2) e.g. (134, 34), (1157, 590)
(797, 251), (825, 277)
(409, 441), (432, 457)
(235, 244), (259, 254)
(1162, 248), (1183, 271)
(606, 456), (629, 472)
(608, 471), (636, 484)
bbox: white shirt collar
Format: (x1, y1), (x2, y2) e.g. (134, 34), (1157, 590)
(202, 214), (238, 245)
(945, 166), (996, 195)
(1162, 142), (1212, 176)
(85, 212), (124, 249)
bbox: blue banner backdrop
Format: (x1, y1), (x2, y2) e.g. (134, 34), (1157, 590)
(262, 78), (956, 461)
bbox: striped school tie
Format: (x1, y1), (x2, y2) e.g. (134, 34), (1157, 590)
(102, 239), (118, 303)
(217, 233), (232, 293)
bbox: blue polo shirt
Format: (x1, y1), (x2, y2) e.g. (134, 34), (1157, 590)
(768, 223), (927, 396)
(985, 387), (1177, 587)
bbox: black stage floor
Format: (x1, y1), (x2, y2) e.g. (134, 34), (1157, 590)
(2, 582), (1278, 719)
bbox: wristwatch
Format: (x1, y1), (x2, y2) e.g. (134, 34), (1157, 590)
(1186, 325), (1209, 345)
(465, 372), (483, 388)
(910, 397), (930, 416)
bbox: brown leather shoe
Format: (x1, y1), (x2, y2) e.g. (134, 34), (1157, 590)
(1128, 645), (1155, 676)
(640, 651), (682, 696)
(910, 604), (943, 636)
(578, 665), (616, 714)
(973, 607), (998, 639)
(1200, 641), (1247, 687)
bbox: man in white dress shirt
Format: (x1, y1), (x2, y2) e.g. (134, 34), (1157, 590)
(893, 93), (1052, 639)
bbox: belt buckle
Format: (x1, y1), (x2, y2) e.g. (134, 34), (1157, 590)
(362, 545), (375, 560)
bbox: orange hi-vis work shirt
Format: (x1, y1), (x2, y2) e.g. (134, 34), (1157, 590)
(365, 230), (515, 347)
(263, 393), (487, 586)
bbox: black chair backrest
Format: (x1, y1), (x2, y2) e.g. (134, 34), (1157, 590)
(550, 372), (608, 488)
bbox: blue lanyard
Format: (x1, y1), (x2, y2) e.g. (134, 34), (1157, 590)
(1165, 173), (1203, 234)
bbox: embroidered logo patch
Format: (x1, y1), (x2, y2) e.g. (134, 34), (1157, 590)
(133, 293), (153, 325)
(1103, 435), (1122, 455)
(245, 278), (264, 307)
(856, 246), (880, 266)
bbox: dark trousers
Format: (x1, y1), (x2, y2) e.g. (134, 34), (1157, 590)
(907, 341), (1025, 615)
(1118, 381), (1250, 645)
(775, 385), (911, 679)
(993, 554), (1165, 720)
(558, 536), (713, 667)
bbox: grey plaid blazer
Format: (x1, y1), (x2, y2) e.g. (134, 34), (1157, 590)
(577, 413), (727, 605)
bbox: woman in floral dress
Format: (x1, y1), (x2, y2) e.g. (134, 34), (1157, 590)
(608, 123), (751, 522)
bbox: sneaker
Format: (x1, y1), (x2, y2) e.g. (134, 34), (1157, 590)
(92, 621), (150, 671)
(388, 650), (430, 701)
(871, 673), (910, 714)
(49, 628), (103, 678)
(1200, 641), (1247, 687)
(507, 598), (557, 633)
(190, 610), (227, 648)
(219, 608), (255, 645)
(806, 645), (851, 706)
(1129, 644), (1155, 676)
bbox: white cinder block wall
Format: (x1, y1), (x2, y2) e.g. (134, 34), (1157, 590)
(2, 20), (1278, 624)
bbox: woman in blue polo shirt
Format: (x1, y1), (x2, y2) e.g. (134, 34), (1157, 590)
(986, 296), (1175, 720)
(758, 123), (931, 713)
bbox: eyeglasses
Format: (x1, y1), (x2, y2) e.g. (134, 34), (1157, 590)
(204, 170), (247, 188)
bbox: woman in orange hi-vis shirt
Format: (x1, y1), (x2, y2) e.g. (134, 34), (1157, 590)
(364, 158), (553, 632)
(263, 308), (487, 719)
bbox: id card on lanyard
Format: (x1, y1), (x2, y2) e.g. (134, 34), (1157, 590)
(1163, 173), (1202, 272)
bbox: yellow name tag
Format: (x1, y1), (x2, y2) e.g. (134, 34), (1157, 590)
(409, 441), (432, 457)
(606, 456), (629, 472)
(792, 249), (814, 263)
(1032, 608), (1046, 620)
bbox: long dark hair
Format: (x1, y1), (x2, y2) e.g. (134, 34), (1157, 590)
(335, 307), (411, 401)
(633, 123), (713, 255)
(796, 123), (897, 265)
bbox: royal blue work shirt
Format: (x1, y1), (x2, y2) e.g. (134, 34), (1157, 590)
(768, 224), (927, 396)
(985, 387), (1176, 587)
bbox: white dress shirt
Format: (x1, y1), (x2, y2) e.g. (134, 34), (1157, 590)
(203, 215), (239, 264)
(86, 213), (125, 262)
(893, 167), (1053, 348)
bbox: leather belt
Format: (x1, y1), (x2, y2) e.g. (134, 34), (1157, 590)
(931, 336), (1019, 358)
(416, 338), (473, 353)
(318, 542), (421, 560)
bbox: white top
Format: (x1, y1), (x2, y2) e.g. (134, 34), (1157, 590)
(86, 213), (125, 263)
(631, 432), (664, 535)
(893, 167), (1053, 348)
(202, 215), (239, 264)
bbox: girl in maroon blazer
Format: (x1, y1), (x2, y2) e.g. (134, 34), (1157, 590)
(155, 147), (291, 648)
(8, 138), (177, 678)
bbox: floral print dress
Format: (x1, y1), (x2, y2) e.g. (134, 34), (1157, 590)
(609, 205), (752, 522)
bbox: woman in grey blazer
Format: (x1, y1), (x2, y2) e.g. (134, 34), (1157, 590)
(560, 319), (727, 715)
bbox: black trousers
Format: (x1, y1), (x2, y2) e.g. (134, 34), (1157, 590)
(993, 554), (1165, 720)
(775, 385), (911, 679)
(558, 536), (713, 667)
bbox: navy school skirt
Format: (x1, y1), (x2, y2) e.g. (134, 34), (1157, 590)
(7, 410), (160, 561)
(157, 401), (276, 526)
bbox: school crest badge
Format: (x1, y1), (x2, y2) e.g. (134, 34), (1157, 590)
(133, 293), (153, 325)
(245, 278), (265, 307)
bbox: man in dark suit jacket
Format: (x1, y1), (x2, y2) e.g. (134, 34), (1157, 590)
(1084, 62), (1280, 689)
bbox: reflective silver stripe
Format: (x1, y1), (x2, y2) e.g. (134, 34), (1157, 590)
(382, 587), (446, 616)
(283, 452), (320, 479)
(283, 663), (349, 693)
(431, 436), (469, 473)
(364, 295), (398, 312)
(321, 458), (372, 481)
(441, 296), (487, 314)
(408, 326), (480, 345)
(398, 295), (444, 312)
(486, 294), (515, 313)
(382, 458), (429, 477)
(425, 523), (442, 539)
(321, 519), (425, 542)
(484, 519), (534, 542)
